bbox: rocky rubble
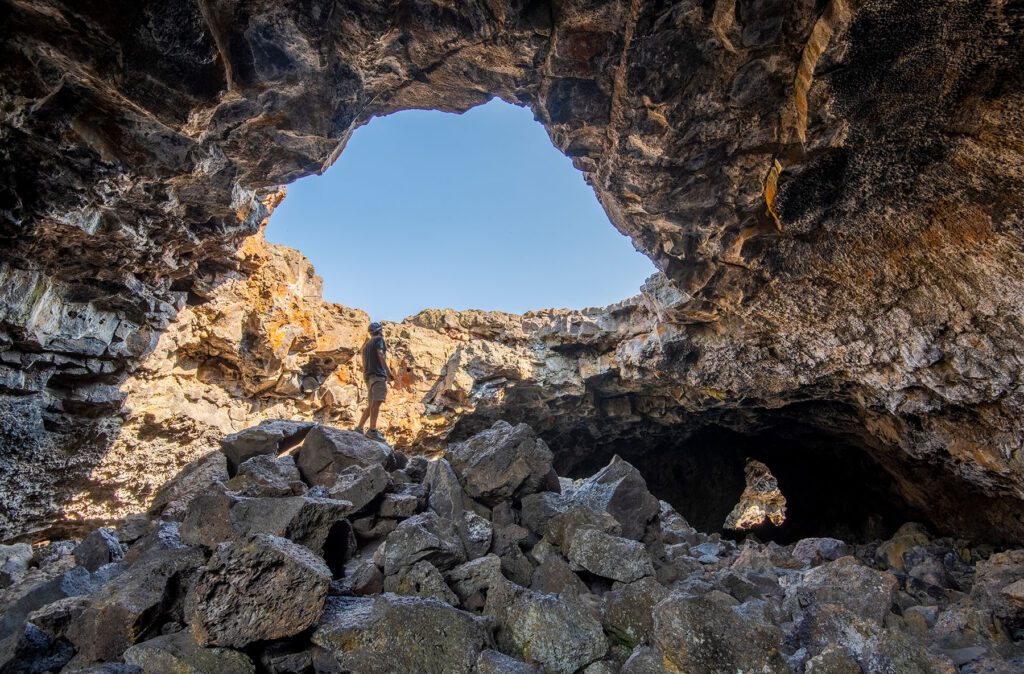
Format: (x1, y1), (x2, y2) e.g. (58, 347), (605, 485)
(3, 419), (1024, 673)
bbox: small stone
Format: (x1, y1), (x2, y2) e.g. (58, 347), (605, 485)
(185, 534), (331, 647)
(476, 649), (543, 673)
(462, 509), (493, 559)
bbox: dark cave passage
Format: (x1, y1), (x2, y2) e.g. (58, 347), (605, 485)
(552, 408), (931, 545)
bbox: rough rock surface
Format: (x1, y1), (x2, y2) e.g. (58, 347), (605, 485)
(1, 0), (1023, 550)
(1, 419), (1024, 672)
(724, 458), (787, 531)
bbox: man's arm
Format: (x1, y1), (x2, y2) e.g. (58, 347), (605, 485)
(376, 347), (393, 381)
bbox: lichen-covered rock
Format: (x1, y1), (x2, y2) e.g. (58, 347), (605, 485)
(123, 630), (255, 674)
(446, 421), (556, 505)
(0, 543), (33, 588)
(73, 527), (126, 572)
(787, 556), (899, 625)
(566, 528), (654, 583)
(383, 560), (459, 606)
(185, 534), (330, 647)
(602, 577), (670, 648)
(792, 538), (853, 567)
(296, 426), (391, 486)
(312, 594), (490, 674)
(486, 580), (607, 674)
(476, 649), (543, 674)
(652, 593), (791, 674)
(970, 549), (1024, 633)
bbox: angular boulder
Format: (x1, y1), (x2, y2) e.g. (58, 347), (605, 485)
(0, 543), (33, 588)
(219, 420), (315, 474)
(123, 630), (255, 674)
(382, 512), (465, 576)
(296, 426), (392, 486)
(792, 538), (853, 567)
(185, 534), (331, 647)
(73, 527), (125, 572)
(569, 456), (659, 540)
(603, 577), (670, 648)
(476, 649), (543, 674)
(787, 556), (898, 625)
(312, 594), (490, 674)
(566, 527), (654, 583)
(446, 421), (557, 505)
(148, 452), (229, 519)
(383, 560), (459, 606)
(226, 454), (305, 497)
(326, 463), (389, 511)
(970, 549), (1024, 633)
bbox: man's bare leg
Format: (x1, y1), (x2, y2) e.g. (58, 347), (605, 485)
(356, 405), (371, 432)
(368, 400), (383, 431)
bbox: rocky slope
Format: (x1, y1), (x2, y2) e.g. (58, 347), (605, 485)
(1, 0), (1023, 549)
(3, 420), (1024, 673)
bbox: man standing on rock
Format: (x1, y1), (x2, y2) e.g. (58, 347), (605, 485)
(355, 321), (393, 441)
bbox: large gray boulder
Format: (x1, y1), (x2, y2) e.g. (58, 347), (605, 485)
(219, 420), (315, 474)
(566, 528), (655, 583)
(296, 425), (392, 486)
(485, 579), (607, 674)
(226, 454), (305, 497)
(123, 630), (255, 674)
(970, 549), (1024, 633)
(602, 577), (670, 648)
(382, 560), (459, 606)
(785, 556), (898, 625)
(312, 594), (490, 674)
(569, 456), (659, 541)
(148, 451), (229, 519)
(652, 593), (791, 673)
(327, 463), (389, 511)
(0, 543), (33, 588)
(446, 421), (557, 505)
(382, 512), (466, 576)
(476, 649), (543, 674)
(66, 547), (206, 662)
(73, 527), (126, 572)
(185, 534), (331, 647)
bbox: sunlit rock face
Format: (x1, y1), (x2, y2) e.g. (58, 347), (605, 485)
(1, 0), (1023, 541)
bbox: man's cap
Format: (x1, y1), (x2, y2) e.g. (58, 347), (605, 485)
(368, 322), (383, 334)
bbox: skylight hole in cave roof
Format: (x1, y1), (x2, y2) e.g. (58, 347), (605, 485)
(265, 98), (657, 323)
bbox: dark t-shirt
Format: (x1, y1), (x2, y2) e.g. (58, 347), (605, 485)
(362, 335), (387, 378)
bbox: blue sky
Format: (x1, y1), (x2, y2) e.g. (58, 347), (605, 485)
(265, 98), (656, 322)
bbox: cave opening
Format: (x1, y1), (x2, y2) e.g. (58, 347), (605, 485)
(552, 406), (933, 545)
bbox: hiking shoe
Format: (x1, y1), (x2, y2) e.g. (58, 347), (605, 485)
(354, 426), (364, 435)
(365, 429), (386, 442)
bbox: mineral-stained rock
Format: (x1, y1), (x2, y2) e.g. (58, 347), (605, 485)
(73, 527), (126, 572)
(723, 459), (787, 531)
(876, 523), (933, 571)
(312, 594), (490, 674)
(27, 595), (91, 639)
(326, 463), (389, 511)
(296, 426), (391, 486)
(185, 534), (330, 647)
(382, 512), (466, 577)
(476, 649), (543, 674)
(66, 547), (206, 662)
(566, 528), (655, 583)
(652, 593), (791, 673)
(123, 630), (255, 674)
(219, 420), (315, 474)
(383, 560), (459, 606)
(786, 556), (899, 625)
(546, 506), (622, 550)
(446, 421), (556, 505)
(602, 577), (670, 648)
(486, 579), (607, 674)
(226, 454), (305, 497)
(569, 457), (659, 541)
(0, 543), (33, 588)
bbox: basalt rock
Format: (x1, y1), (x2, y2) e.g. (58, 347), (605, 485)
(0, 0), (1022, 556)
(724, 459), (787, 531)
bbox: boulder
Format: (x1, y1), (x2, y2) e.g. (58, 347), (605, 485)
(569, 456), (659, 540)
(258, 641), (315, 674)
(382, 512), (466, 576)
(27, 595), (90, 639)
(326, 463), (389, 511)
(424, 458), (466, 521)
(73, 527), (126, 572)
(792, 538), (853, 567)
(445, 555), (504, 609)
(547, 506), (621, 550)
(66, 547), (205, 662)
(485, 579), (607, 674)
(970, 549), (1024, 633)
(295, 426), (391, 486)
(652, 593), (791, 673)
(875, 522), (931, 571)
(219, 420), (315, 474)
(566, 528), (654, 583)
(148, 452), (229, 519)
(603, 577), (670, 648)
(530, 540), (589, 597)
(0, 622), (74, 673)
(620, 646), (671, 673)
(185, 534), (331, 647)
(0, 543), (33, 588)
(226, 454), (305, 497)
(383, 560), (459, 606)
(379, 492), (419, 519)
(123, 630), (255, 674)
(520, 491), (569, 537)
(476, 649), (543, 673)
(337, 557), (384, 596)
(445, 421), (556, 505)
(312, 594), (490, 674)
(462, 510), (493, 560)
(787, 556), (898, 625)
(115, 514), (154, 544)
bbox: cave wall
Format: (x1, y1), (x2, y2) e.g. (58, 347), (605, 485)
(1, 0), (1023, 541)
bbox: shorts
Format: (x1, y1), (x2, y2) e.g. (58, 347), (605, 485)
(365, 375), (387, 403)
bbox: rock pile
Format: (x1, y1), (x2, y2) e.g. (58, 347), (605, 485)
(3, 419), (1024, 673)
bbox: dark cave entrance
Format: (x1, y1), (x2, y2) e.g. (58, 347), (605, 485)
(553, 408), (931, 545)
